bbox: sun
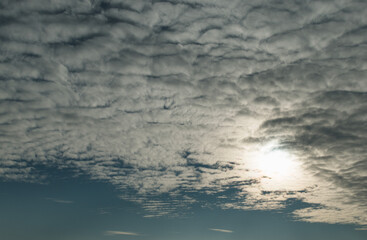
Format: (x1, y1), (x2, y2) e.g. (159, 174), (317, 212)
(254, 142), (299, 179)
(258, 149), (294, 177)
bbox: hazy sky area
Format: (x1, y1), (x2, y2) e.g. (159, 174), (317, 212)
(0, 0), (367, 239)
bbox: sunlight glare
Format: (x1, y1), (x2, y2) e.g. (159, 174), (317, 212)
(255, 143), (299, 179)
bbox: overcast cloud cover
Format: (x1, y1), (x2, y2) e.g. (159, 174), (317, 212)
(1, 0), (367, 229)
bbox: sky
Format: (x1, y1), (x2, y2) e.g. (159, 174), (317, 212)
(0, 0), (367, 239)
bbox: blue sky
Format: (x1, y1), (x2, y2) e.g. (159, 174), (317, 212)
(1, 168), (366, 240)
(1, 0), (367, 239)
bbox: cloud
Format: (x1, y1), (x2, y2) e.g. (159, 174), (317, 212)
(209, 228), (233, 233)
(46, 198), (73, 204)
(105, 230), (139, 236)
(0, 0), (367, 229)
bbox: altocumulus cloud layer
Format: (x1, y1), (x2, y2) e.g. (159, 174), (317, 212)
(1, 0), (367, 228)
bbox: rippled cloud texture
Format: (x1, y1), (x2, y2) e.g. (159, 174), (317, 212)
(1, 0), (367, 229)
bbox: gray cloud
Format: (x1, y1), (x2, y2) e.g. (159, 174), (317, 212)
(1, 0), (367, 229)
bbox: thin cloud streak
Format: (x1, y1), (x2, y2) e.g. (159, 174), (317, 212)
(46, 198), (73, 204)
(210, 228), (233, 233)
(105, 230), (140, 236)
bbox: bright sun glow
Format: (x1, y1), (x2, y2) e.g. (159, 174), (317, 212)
(254, 142), (299, 180)
(258, 149), (294, 177)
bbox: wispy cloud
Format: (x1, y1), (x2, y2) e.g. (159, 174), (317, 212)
(46, 198), (73, 204)
(210, 228), (233, 233)
(98, 208), (110, 215)
(105, 231), (139, 236)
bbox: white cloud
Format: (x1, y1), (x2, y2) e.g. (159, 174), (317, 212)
(105, 230), (139, 236)
(0, 0), (367, 229)
(209, 228), (233, 233)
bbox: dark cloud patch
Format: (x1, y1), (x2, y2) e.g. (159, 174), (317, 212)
(0, 0), (367, 228)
